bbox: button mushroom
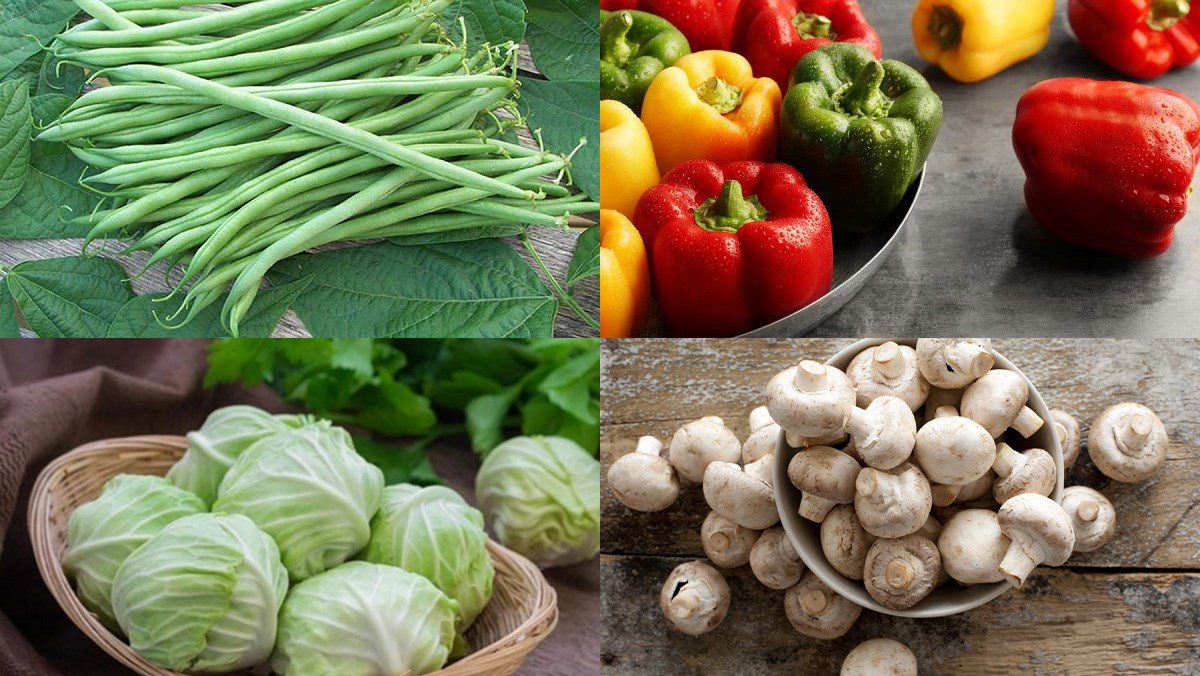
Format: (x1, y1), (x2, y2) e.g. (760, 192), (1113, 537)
(845, 396), (917, 470)
(841, 639), (918, 676)
(784, 571), (862, 640)
(996, 493), (1075, 588)
(1087, 402), (1168, 483)
(750, 527), (805, 589)
(743, 406), (781, 464)
(660, 561), (730, 635)
(915, 338), (995, 389)
(937, 508), (1010, 585)
(913, 407), (996, 487)
(703, 454), (779, 530)
(789, 446), (861, 523)
(960, 369), (1044, 439)
(821, 504), (875, 580)
(991, 443), (1056, 504)
(607, 436), (680, 512)
(1050, 409), (1082, 468)
(765, 360), (855, 445)
(668, 416), (741, 483)
(862, 534), (942, 610)
(1062, 486), (1117, 553)
(846, 341), (930, 411)
(855, 462), (933, 538)
(700, 511), (759, 568)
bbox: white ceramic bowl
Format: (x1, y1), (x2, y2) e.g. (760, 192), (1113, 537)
(773, 339), (1064, 618)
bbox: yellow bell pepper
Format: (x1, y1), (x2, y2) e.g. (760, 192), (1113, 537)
(600, 209), (651, 338)
(600, 100), (660, 219)
(912, 0), (1055, 83)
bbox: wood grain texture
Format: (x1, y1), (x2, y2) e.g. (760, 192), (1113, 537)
(601, 339), (1200, 673)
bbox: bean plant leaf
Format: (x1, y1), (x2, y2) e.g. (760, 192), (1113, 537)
(565, 225), (599, 290)
(519, 78), (599, 200)
(0, 80), (32, 210)
(37, 55), (85, 99)
(525, 0), (599, 82)
(5, 256), (132, 337)
(387, 223), (526, 246)
(0, 277), (19, 337)
(441, 0), (527, 51)
(105, 276), (314, 338)
(2, 53), (43, 93)
(0, 0), (79, 81)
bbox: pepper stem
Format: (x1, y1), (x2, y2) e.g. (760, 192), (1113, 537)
(1148, 0), (1190, 30)
(693, 180), (768, 233)
(695, 77), (744, 114)
(792, 11), (836, 40)
(839, 60), (892, 118)
(928, 5), (963, 50)
(601, 11), (636, 66)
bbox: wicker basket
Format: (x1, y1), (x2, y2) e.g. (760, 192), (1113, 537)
(29, 436), (558, 676)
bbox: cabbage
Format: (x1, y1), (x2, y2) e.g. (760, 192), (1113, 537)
(213, 424), (384, 581)
(272, 561), (460, 676)
(475, 436), (601, 568)
(64, 474), (206, 631)
(167, 405), (316, 506)
(110, 513), (287, 673)
(362, 484), (494, 627)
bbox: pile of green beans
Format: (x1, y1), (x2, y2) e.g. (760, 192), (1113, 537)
(39, 0), (597, 335)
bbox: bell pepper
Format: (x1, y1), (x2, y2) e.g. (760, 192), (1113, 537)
(631, 159), (833, 337)
(601, 99), (661, 218)
(601, 10), (691, 112)
(730, 0), (882, 89)
(600, 210), (652, 337)
(1068, 0), (1200, 79)
(912, 0), (1055, 83)
(641, 50), (782, 175)
(779, 44), (943, 231)
(1013, 78), (1200, 258)
(599, 0), (741, 51)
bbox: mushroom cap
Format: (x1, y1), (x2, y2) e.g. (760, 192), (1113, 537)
(607, 438), (680, 512)
(788, 446), (860, 503)
(703, 457), (779, 530)
(1050, 409), (1082, 468)
(1087, 402), (1168, 483)
(863, 534), (942, 610)
(992, 445), (1056, 504)
(750, 527), (805, 590)
(915, 338), (995, 389)
(854, 463), (933, 539)
(846, 342), (929, 412)
(846, 396), (917, 470)
(820, 504), (876, 580)
(961, 370), (1039, 438)
(841, 639), (918, 676)
(668, 416), (741, 483)
(744, 406), (782, 464)
(784, 571), (862, 640)
(913, 414), (996, 485)
(765, 361), (855, 440)
(997, 493), (1075, 587)
(937, 508), (1010, 584)
(701, 511), (760, 568)
(660, 561), (730, 636)
(1062, 486), (1117, 553)
(954, 469), (996, 504)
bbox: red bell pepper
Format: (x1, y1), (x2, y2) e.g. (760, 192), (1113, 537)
(599, 0), (741, 51)
(632, 159), (833, 336)
(1013, 78), (1200, 258)
(730, 0), (881, 88)
(1068, 0), (1200, 79)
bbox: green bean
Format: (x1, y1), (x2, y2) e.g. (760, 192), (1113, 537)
(61, 0), (330, 47)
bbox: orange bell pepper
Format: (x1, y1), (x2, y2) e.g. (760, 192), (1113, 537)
(912, 0), (1055, 83)
(640, 50), (783, 174)
(600, 209), (651, 337)
(600, 100), (661, 219)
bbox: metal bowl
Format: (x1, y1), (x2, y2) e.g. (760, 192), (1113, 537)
(772, 338), (1065, 618)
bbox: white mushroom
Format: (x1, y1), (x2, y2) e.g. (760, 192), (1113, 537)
(750, 527), (805, 589)
(703, 454), (779, 530)
(954, 469), (996, 504)
(784, 571), (861, 640)
(788, 446), (860, 523)
(1087, 402), (1168, 483)
(700, 511), (759, 568)
(937, 508), (1010, 585)
(1050, 409), (1082, 468)
(913, 407), (996, 486)
(863, 534), (942, 610)
(960, 369), (1044, 439)
(846, 342), (929, 411)
(660, 561), (730, 635)
(854, 462), (933, 538)
(1062, 486), (1116, 553)
(607, 436), (679, 512)
(668, 416), (741, 483)
(845, 396), (917, 470)
(992, 443), (1056, 504)
(996, 493), (1075, 588)
(929, 483), (962, 508)
(820, 504), (876, 580)
(915, 338), (994, 389)
(743, 406), (781, 464)
(765, 360), (855, 445)
(841, 639), (918, 676)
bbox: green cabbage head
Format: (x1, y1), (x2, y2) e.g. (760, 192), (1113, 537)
(362, 484), (494, 627)
(272, 561), (460, 676)
(110, 513), (287, 673)
(475, 436), (601, 568)
(64, 474), (206, 631)
(213, 424), (384, 581)
(167, 405), (316, 506)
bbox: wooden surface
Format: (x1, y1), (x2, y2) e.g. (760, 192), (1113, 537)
(600, 339), (1200, 674)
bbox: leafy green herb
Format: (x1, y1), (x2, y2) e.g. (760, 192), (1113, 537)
(519, 78), (599, 200)
(4, 256), (132, 337)
(352, 436), (441, 486)
(525, 0), (599, 82)
(0, 80), (32, 210)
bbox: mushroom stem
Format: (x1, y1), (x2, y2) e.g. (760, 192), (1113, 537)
(635, 436), (662, 456)
(1077, 500), (1100, 523)
(668, 588), (703, 619)
(946, 343), (995, 379)
(992, 442), (1021, 478)
(998, 541), (1041, 588)
(934, 405), (958, 419)
(1117, 413), (1153, 452)
(793, 360), (829, 393)
(1011, 406), (1045, 438)
(799, 493), (838, 522)
(886, 560), (914, 588)
(873, 341), (905, 380)
(801, 588), (829, 615)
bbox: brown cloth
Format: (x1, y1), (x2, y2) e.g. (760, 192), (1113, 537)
(0, 339), (599, 676)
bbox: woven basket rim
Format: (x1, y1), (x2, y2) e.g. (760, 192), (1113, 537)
(28, 435), (559, 676)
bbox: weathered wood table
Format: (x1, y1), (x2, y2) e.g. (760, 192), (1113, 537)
(601, 339), (1200, 674)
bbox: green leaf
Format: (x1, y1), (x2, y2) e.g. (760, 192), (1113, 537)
(105, 275), (313, 338)
(351, 369), (438, 436)
(538, 349), (599, 422)
(30, 92), (69, 126)
(352, 436), (440, 487)
(387, 223), (527, 246)
(565, 226), (599, 290)
(441, 0), (526, 51)
(520, 393), (599, 454)
(0, 79), (32, 210)
(0, 277), (20, 337)
(525, 0), (599, 82)
(466, 386), (520, 454)
(519, 78), (599, 200)
(0, 0), (78, 81)
(204, 339), (281, 388)
(269, 241), (558, 338)
(5, 256), (132, 337)
(37, 54), (84, 99)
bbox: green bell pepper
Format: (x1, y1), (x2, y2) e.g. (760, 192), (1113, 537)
(779, 43), (943, 232)
(600, 10), (691, 113)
